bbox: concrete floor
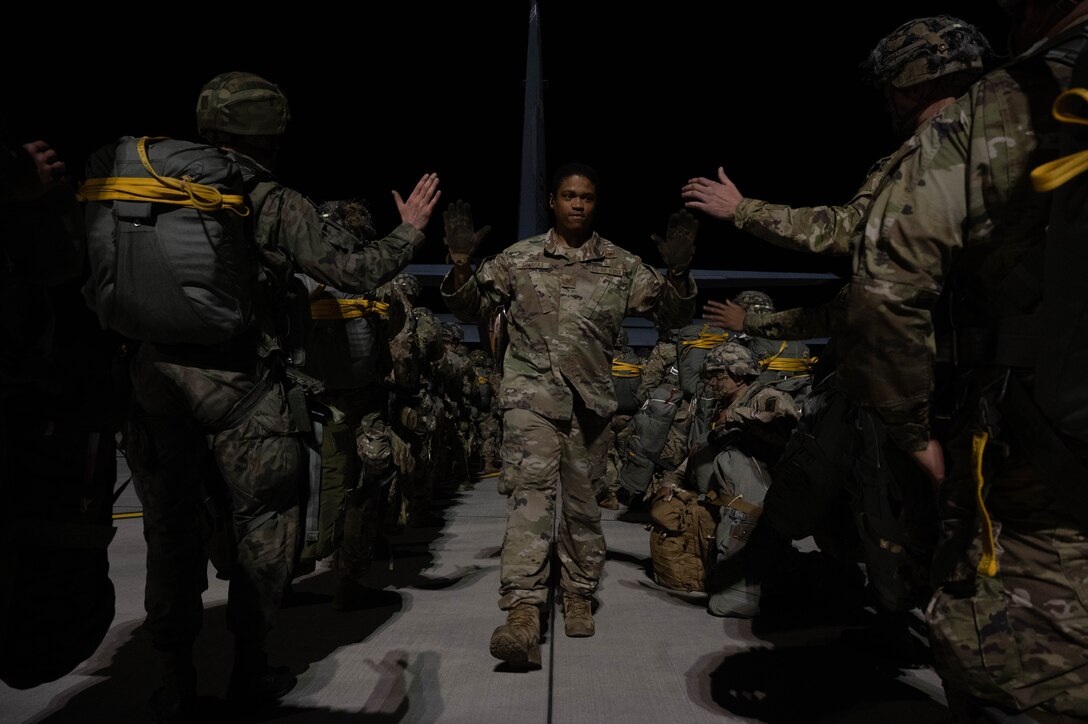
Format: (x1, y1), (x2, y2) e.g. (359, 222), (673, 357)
(0, 454), (951, 724)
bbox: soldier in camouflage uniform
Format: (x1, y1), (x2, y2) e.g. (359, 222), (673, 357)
(434, 321), (475, 491)
(601, 327), (642, 509)
(636, 326), (678, 405)
(440, 163), (697, 666)
(469, 348), (502, 475)
(128, 71), (440, 717)
(380, 272), (446, 529)
(690, 19), (995, 659)
(299, 198), (406, 613)
(694, 342), (800, 617)
(837, 4), (1088, 719)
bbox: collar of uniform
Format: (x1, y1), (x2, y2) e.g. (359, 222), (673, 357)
(543, 229), (606, 262)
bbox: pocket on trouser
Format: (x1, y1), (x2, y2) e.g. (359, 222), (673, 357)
(926, 576), (1023, 707)
(216, 382), (302, 517)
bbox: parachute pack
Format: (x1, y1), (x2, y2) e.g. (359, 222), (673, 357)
(79, 136), (254, 345)
(676, 322), (729, 397)
(612, 351), (643, 416)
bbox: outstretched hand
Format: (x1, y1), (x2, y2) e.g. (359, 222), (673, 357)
(650, 208), (698, 272)
(443, 199), (491, 264)
(393, 172), (441, 232)
(703, 299), (746, 332)
(8, 140), (69, 202)
(682, 166), (742, 221)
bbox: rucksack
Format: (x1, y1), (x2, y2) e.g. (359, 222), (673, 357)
(78, 136), (253, 345)
(647, 487), (717, 593)
(676, 322), (729, 397)
(1031, 35), (1088, 445)
(619, 379), (682, 494)
(612, 351), (643, 415)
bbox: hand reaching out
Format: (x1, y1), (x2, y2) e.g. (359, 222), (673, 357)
(650, 209), (698, 272)
(393, 172), (441, 232)
(443, 199), (491, 265)
(702, 299), (746, 332)
(682, 166), (742, 221)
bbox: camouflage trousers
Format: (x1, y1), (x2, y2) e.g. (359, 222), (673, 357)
(477, 409), (502, 472)
(926, 458), (1088, 719)
(127, 343), (301, 649)
(497, 404), (609, 609)
(602, 414), (633, 496)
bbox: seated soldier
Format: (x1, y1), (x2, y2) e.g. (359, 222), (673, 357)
(659, 341), (801, 618)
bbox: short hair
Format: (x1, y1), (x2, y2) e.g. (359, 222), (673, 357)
(551, 162), (600, 195)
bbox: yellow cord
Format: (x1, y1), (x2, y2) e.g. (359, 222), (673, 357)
(972, 431), (999, 577)
(77, 137), (249, 215)
(1031, 87), (1088, 192)
(612, 359), (643, 377)
(309, 298), (390, 320)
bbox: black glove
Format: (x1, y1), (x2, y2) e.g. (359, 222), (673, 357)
(650, 209), (698, 273)
(443, 199), (491, 265)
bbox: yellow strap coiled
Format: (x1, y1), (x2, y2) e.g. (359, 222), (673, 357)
(77, 136), (249, 215)
(309, 298), (390, 320)
(1031, 87), (1088, 192)
(680, 327), (730, 349)
(972, 431), (1000, 577)
(612, 359), (643, 377)
(477, 375), (490, 385)
(764, 356), (818, 372)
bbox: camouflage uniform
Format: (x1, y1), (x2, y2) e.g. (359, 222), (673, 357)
(635, 330), (678, 404)
(298, 199), (404, 601)
(838, 18), (1088, 719)
(130, 73), (426, 682)
(696, 343), (800, 616)
(382, 277), (445, 528)
(434, 323), (475, 490)
(442, 229), (695, 608)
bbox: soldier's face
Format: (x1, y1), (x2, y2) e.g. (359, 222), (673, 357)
(703, 369), (741, 400)
(550, 175), (597, 235)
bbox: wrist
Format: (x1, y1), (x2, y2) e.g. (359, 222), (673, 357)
(447, 251), (473, 266)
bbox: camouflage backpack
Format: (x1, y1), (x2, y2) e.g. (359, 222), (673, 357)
(647, 487), (717, 593)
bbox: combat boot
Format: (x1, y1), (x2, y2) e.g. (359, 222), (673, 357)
(489, 603), (541, 667)
(562, 592), (595, 638)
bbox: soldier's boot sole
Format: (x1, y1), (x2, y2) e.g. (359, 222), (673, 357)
(489, 626), (541, 667)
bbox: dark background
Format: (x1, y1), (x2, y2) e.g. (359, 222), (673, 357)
(7, 2), (1011, 315)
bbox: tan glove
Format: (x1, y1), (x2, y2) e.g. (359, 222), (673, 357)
(443, 199), (491, 265)
(650, 209), (698, 274)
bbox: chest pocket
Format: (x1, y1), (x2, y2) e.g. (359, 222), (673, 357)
(514, 261), (553, 319)
(581, 265), (627, 325)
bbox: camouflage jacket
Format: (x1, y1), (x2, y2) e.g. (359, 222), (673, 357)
(837, 20), (1086, 452)
(745, 284), (848, 341)
(711, 382), (802, 460)
(230, 150), (423, 295)
(442, 229), (696, 419)
(733, 142), (915, 256)
(636, 338), (678, 403)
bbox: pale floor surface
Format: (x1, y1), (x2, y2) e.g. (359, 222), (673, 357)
(0, 455), (951, 723)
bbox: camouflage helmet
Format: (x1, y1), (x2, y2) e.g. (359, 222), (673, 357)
(318, 198), (377, 241)
(862, 16), (992, 90)
(732, 290), (775, 314)
(702, 341), (761, 379)
(441, 322), (463, 342)
(391, 273), (421, 299)
(469, 349), (491, 366)
(196, 71), (291, 137)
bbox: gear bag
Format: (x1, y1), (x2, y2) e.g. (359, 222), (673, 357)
(620, 380), (682, 494)
(78, 136), (253, 345)
(612, 352), (643, 415)
(647, 487), (717, 593)
(1030, 35), (1088, 445)
(676, 322), (729, 397)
